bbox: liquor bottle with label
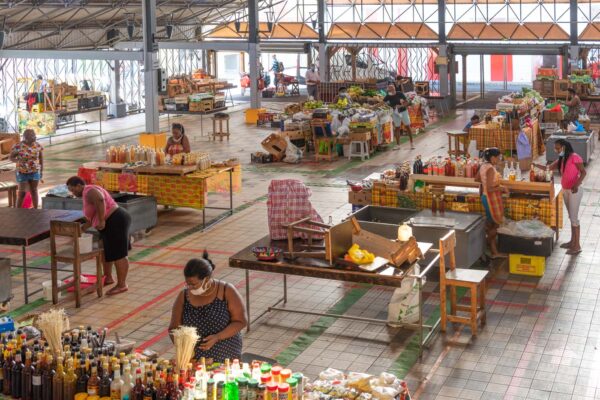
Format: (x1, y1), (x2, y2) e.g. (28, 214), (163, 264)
(12, 351), (23, 399)
(100, 362), (112, 397)
(0, 344), (4, 394)
(41, 354), (54, 400)
(110, 367), (123, 400)
(52, 357), (65, 400)
(3, 345), (12, 396)
(132, 368), (145, 400)
(87, 362), (100, 396)
(22, 350), (33, 400)
(63, 360), (77, 400)
(31, 360), (42, 400)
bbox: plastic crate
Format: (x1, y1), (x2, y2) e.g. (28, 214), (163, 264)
(509, 254), (545, 277)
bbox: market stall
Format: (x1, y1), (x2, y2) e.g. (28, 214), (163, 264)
(0, 308), (413, 399)
(78, 148), (242, 229)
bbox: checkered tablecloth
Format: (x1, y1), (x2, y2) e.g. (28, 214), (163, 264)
(468, 119), (541, 158)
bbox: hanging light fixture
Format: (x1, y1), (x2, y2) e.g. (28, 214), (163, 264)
(234, 8), (275, 34)
(126, 13), (135, 39)
(165, 13), (174, 39)
(309, 12), (317, 30)
(265, 9), (274, 33)
(234, 11), (243, 33)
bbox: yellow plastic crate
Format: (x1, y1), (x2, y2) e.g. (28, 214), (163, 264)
(139, 132), (167, 150)
(509, 254), (545, 277)
(245, 108), (267, 124)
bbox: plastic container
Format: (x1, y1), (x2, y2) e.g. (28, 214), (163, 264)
(509, 254), (545, 277)
(245, 108), (267, 124)
(42, 280), (63, 301)
(78, 233), (93, 253)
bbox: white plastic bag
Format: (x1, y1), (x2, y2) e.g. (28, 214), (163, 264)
(283, 138), (302, 164)
(387, 274), (421, 325)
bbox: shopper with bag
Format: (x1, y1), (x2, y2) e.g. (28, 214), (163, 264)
(383, 84), (414, 150)
(534, 139), (586, 255)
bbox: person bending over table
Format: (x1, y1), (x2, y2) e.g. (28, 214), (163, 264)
(10, 128), (43, 208)
(66, 176), (132, 296)
(534, 139), (586, 255)
(464, 114), (480, 132)
(165, 122), (191, 156)
(475, 147), (508, 259)
(169, 252), (247, 363)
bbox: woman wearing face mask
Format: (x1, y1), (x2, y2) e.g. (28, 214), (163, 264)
(169, 251), (247, 363)
(165, 123), (191, 156)
(475, 147), (509, 259)
(534, 139), (586, 255)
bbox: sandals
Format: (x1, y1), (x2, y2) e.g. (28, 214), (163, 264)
(559, 242), (572, 249)
(106, 285), (129, 296)
(566, 248), (582, 255)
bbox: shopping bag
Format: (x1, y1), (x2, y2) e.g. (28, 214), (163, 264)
(387, 274), (422, 325)
(467, 140), (478, 157)
(283, 138), (302, 164)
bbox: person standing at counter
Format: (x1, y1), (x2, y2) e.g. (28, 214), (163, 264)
(564, 88), (581, 123)
(169, 252), (247, 363)
(10, 129), (43, 208)
(165, 123), (191, 156)
(534, 139), (586, 255)
(476, 147), (508, 259)
(66, 176), (132, 295)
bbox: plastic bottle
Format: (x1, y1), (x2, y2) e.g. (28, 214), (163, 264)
(266, 383), (278, 400)
(111, 368), (123, 400)
(237, 377), (248, 400)
(545, 166), (552, 182)
(270, 367), (281, 384)
(285, 378), (298, 400)
(291, 374), (303, 397)
(247, 379), (258, 400)
(206, 379), (215, 400)
(277, 383), (289, 400)
(503, 162), (510, 180)
(529, 164), (535, 182)
(216, 381), (224, 400)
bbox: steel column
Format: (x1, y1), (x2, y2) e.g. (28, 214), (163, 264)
(449, 54), (456, 109)
(462, 54), (467, 101)
(438, 45), (449, 97)
(110, 60), (122, 105)
(248, 0), (260, 108)
(570, 0), (578, 47)
(480, 54), (485, 99)
(437, 0), (446, 45)
(142, 0), (159, 132)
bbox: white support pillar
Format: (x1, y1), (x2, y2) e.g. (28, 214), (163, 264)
(318, 44), (328, 82)
(142, 0), (160, 132)
(249, 44), (261, 108)
(110, 60), (121, 104)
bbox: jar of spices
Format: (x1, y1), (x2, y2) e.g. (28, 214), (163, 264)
(286, 378), (298, 400)
(277, 383), (289, 400)
(267, 383), (278, 400)
(238, 377), (249, 400)
(248, 379), (259, 400)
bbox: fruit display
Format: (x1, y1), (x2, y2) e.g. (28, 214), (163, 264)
(303, 100), (324, 110)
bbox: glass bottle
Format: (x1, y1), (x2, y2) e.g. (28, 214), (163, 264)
(41, 354), (54, 400)
(142, 372), (155, 400)
(111, 368), (123, 400)
(0, 344), (4, 394)
(121, 366), (133, 400)
(31, 360), (42, 400)
(22, 350), (33, 400)
(75, 358), (89, 394)
(100, 362), (112, 397)
(52, 357), (65, 400)
(12, 352), (23, 399)
(132, 368), (145, 400)
(63, 360), (77, 400)
(3, 345), (12, 396)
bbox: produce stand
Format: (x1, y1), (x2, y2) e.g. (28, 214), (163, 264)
(364, 174), (563, 238)
(468, 118), (541, 157)
(81, 162), (242, 229)
(0, 208), (83, 304)
(230, 235), (441, 357)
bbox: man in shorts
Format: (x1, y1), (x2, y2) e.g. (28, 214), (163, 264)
(383, 84), (414, 149)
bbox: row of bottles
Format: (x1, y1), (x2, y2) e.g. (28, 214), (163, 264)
(1, 328), (304, 400)
(529, 164), (553, 183)
(502, 162), (522, 181)
(415, 156), (482, 178)
(106, 146), (167, 166)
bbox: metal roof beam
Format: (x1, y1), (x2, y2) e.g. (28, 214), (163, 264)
(115, 40), (251, 51)
(0, 49), (144, 60)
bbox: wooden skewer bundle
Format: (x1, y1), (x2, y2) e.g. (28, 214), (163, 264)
(172, 326), (199, 370)
(36, 308), (70, 355)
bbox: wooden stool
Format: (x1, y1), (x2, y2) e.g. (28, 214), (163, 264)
(290, 81), (300, 96)
(211, 116), (230, 141)
(50, 221), (103, 308)
(439, 230), (488, 336)
(311, 120), (337, 162)
(0, 181), (18, 207)
(348, 141), (370, 161)
(447, 130), (468, 157)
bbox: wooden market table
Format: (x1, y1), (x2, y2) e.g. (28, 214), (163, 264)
(468, 119), (543, 158)
(230, 236), (440, 357)
(82, 163), (240, 230)
(0, 208), (83, 303)
(159, 107), (229, 136)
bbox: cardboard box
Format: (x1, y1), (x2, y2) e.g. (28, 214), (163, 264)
(280, 130), (306, 141)
(543, 109), (564, 122)
(348, 190), (372, 206)
(349, 131), (372, 142)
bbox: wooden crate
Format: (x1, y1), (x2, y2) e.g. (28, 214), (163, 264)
(280, 130), (308, 141)
(0, 133), (19, 160)
(349, 131), (372, 142)
(261, 133), (287, 160)
(554, 79), (570, 97)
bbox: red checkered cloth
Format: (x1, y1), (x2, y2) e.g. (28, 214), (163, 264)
(267, 179), (324, 240)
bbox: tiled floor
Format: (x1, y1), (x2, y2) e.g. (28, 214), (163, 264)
(1, 104), (599, 400)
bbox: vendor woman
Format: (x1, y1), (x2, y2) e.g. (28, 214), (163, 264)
(66, 176), (132, 296)
(165, 122), (191, 156)
(169, 252), (247, 363)
(534, 139), (586, 255)
(476, 148), (508, 259)
(564, 88), (581, 123)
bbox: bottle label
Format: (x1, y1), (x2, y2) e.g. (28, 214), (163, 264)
(32, 376), (42, 386)
(143, 396), (153, 400)
(88, 388), (99, 395)
(111, 389), (121, 399)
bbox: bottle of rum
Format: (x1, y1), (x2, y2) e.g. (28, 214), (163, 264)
(63, 360), (77, 400)
(87, 362), (100, 396)
(12, 352), (23, 399)
(76, 359), (89, 394)
(21, 350), (33, 400)
(41, 354), (54, 400)
(31, 360), (42, 400)
(3, 345), (12, 396)
(142, 372), (155, 400)
(121, 366), (133, 400)
(52, 357), (65, 400)
(110, 367), (123, 400)
(100, 362), (112, 397)
(132, 368), (145, 400)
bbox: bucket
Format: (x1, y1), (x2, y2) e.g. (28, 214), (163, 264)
(78, 233), (93, 253)
(42, 281), (62, 302)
